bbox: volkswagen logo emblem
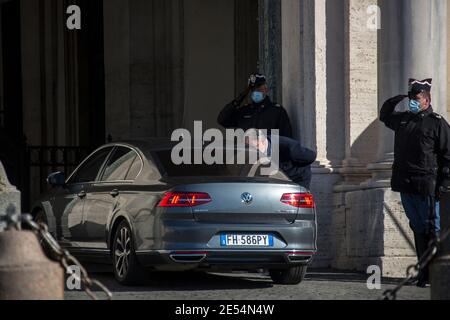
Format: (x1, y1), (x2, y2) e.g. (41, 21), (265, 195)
(241, 192), (253, 205)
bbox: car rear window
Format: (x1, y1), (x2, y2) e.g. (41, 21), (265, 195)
(154, 149), (289, 181)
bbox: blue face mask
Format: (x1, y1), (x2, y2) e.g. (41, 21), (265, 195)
(251, 91), (265, 104)
(409, 99), (421, 114)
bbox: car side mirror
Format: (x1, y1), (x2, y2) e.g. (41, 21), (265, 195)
(47, 172), (66, 187)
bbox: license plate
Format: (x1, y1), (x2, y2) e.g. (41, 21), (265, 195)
(220, 234), (273, 247)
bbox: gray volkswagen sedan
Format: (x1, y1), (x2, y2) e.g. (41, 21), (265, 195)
(32, 139), (317, 285)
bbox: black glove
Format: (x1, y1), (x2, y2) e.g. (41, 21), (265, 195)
(232, 87), (251, 108)
(385, 95), (408, 106)
(436, 185), (450, 201)
(436, 167), (450, 200)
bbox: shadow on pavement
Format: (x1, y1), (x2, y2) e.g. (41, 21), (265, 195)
(77, 265), (411, 293)
(80, 269), (274, 292)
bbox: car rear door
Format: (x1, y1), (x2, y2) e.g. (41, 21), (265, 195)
(82, 146), (142, 249)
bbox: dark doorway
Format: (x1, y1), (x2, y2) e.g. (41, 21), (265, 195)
(234, 0), (259, 94)
(0, 0), (26, 194)
(64, 0), (106, 147)
(77, 0), (105, 147)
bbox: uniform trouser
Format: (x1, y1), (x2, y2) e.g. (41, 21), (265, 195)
(400, 194), (441, 235)
(400, 193), (441, 283)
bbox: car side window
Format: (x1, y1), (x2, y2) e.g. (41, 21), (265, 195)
(68, 147), (113, 184)
(101, 147), (139, 182)
(125, 154), (143, 180)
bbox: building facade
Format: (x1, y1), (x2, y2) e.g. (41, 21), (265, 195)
(0, 0), (449, 276)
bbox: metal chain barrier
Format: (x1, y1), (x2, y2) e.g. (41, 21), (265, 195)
(381, 226), (450, 300)
(1, 210), (112, 300)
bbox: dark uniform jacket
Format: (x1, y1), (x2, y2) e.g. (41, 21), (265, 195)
(218, 96), (293, 138)
(380, 95), (450, 196)
(268, 136), (317, 189)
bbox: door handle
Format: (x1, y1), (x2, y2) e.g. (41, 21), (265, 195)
(77, 190), (87, 199)
(110, 189), (120, 198)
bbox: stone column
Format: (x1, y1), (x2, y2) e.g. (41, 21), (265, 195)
(365, 0), (399, 188)
(282, 0), (336, 163)
(403, 0), (447, 116)
(281, 0), (342, 268)
(337, 0), (379, 191)
(332, 0), (387, 273)
(0, 161), (21, 231)
(280, 0), (302, 141)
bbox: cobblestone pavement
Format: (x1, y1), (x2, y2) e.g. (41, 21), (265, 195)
(65, 268), (430, 300)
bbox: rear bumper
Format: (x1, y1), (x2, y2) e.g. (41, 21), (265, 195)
(134, 219), (317, 250)
(136, 220), (317, 270)
(136, 249), (315, 271)
(133, 218), (317, 270)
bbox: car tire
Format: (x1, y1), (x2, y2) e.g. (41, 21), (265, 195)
(269, 266), (307, 285)
(112, 220), (146, 285)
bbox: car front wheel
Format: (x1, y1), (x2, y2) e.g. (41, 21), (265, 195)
(269, 266), (307, 285)
(112, 220), (146, 285)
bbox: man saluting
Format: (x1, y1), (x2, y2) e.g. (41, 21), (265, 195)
(380, 78), (450, 287)
(218, 74), (293, 138)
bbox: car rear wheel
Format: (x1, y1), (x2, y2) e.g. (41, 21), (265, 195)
(269, 266), (307, 285)
(112, 220), (146, 285)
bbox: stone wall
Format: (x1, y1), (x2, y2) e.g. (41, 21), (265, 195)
(332, 188), (416, 277)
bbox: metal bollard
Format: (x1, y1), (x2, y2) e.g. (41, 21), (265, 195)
(0, 205), (64, 300)
(430, 191), (450, 300)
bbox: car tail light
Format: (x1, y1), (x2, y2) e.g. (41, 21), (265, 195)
(157, 192), (212, 207)
(280, 193), (315, 208)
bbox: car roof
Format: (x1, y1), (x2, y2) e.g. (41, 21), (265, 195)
(106, 137), (254, 153)
(113, 138), (176, 151)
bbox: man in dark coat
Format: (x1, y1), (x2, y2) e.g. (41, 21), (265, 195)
(246, 130), (316, 189)
(380, 78), (450, 287)
(218, 74), (293, 138)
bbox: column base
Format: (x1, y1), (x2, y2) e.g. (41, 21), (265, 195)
(333, 256), (417, 278)
(430, 255), (450, 300)
(309, 161), (343, 268)
(334, 158), (371, 192)
(331, 187), (416, 278)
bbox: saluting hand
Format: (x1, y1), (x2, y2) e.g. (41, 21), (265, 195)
(234, 87), (251, 108)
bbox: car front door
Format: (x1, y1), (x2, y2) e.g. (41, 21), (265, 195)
(54, 147), (113, 248)
(82, 146), (142, 250)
